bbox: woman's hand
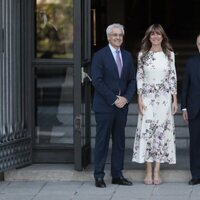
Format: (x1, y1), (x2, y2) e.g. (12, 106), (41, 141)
(138, 95), (144, 115)
(172, 101), (178, 115)
(172, 95), (178, 115)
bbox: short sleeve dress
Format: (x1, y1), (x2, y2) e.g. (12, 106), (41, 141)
(132, 51), (177, 164)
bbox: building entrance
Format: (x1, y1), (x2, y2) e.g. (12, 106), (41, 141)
(1, 0), (199, 173)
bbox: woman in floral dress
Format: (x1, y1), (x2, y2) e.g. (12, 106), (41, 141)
(132, 24), (178, 185)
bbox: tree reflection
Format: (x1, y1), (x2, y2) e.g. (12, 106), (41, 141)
(36, 0), (73, 59)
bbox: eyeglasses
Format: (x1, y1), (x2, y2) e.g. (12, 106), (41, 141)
(110, 33), (124, 37)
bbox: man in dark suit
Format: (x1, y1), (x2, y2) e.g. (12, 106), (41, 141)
(91, 23), (136, 188)
(181, 34), (200, 185)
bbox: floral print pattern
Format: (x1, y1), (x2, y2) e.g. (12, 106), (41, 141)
(132, 51), (177, 164)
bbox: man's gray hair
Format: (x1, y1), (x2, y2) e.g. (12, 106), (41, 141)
(106, 23), (124, 36)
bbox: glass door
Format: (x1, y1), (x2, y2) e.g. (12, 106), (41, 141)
(33, 0), (91, 168)
(33, 0), (75, 162)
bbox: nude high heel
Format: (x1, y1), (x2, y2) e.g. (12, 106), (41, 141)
(153, 171), (162, 185)
(144, 173), (153, 185)
(144, 162), (153, 185)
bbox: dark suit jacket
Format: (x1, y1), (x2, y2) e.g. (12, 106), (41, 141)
(91, 45), (136, 113)
(181, 54), (200, 119)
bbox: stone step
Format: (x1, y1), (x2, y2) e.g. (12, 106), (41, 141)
(4, 166), (191, 183)
(36, 129), (189, 149)
(36, 103), (190, 148)
(4, 149), (191, 182)
(37, 112), (188, 127)
(37, 103), (184, 114)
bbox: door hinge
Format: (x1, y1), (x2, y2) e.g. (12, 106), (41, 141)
(81, 67), (92, 83)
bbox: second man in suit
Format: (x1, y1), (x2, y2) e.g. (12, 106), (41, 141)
(91, 23), (136, 187)
(181, 33), (200, 185)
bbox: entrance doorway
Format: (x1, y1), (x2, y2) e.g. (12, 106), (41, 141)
(32, 0), (199, 165)
(91, 0), (199, 95)
(92, 0), (199, 49)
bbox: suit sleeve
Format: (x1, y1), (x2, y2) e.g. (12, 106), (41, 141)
(168, 52), (177, 95)
(181, 60), (190, 109)
(136, 52), (144, 95)
(91, 52), (117, 105)
(123, 54), (136, 102)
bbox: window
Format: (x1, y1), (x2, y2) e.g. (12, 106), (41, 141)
(36, 0), (73, 59)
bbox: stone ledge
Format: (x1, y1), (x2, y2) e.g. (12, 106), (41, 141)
(4, 164), (191, 183)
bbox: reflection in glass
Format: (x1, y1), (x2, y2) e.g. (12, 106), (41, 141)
(36, 67), (74, 144)
(36, 0), (73, 59)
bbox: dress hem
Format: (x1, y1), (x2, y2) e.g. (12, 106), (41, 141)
(132, 159), (176, 164)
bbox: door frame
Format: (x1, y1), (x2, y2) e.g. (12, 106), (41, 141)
(74, 0), (91, 170)
(27, 0), (91, 168)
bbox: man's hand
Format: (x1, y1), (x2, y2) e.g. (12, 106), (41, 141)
(182, 110), (188, 123)
(114, 96), (128, 108)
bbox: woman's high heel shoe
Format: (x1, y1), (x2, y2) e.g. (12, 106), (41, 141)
(153, 172), (162, 185)
(144, 174), (153, 185)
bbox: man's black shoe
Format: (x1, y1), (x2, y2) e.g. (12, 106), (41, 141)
(95, 178), (106, 188)
(112, 177), (132, 186)
(188, 178), (200, 185)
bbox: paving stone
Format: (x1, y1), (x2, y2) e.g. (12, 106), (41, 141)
(0, 182), (9, 192)
(0, 194), (34, 200)
(1, 181), (45, 195)
(0, 181), (199, 200)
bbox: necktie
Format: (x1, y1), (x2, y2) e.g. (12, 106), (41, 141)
(115, 50), (122, 77)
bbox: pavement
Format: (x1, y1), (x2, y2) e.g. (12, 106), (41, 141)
(0, 149), (196, 200)
(0, 180), (200, 200)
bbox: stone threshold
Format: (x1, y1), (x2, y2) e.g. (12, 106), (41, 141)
(4, 164), (191, 183)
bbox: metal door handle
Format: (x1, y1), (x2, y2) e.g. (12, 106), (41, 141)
(81, 67), (92, 83)
(1, 28), (4, 53)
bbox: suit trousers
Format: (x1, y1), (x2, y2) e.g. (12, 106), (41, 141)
(94, 107), (127, 179)
(189, 110), (200, 179)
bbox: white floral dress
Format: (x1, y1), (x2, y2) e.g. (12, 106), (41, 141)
(132, 51), (177, 164)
